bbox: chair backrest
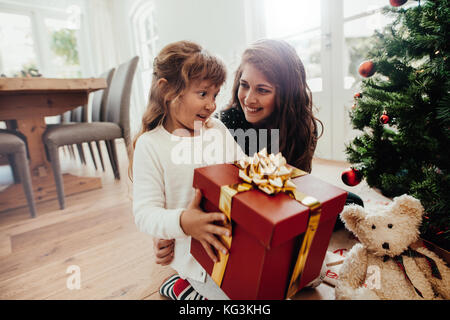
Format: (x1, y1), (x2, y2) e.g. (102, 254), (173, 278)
(71, 106), (84, 123)
(0, 130), (26, 155)
(104, 56), (139, 146)
(91, 67), (115, 122)
(62, 110), (72, 123)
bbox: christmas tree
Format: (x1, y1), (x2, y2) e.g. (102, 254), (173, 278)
(345, 0), (449, 250)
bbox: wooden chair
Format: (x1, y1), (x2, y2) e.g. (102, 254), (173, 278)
(0, 131), (37, 217)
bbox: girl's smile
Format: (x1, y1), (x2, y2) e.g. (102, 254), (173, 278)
(196, 113), (209, 121)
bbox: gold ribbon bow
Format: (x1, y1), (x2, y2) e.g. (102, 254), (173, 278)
(212, 148), (322, 299)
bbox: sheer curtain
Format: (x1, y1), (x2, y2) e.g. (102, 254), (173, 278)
(85, 0), (120, 75)
(244, 0), (267, 44)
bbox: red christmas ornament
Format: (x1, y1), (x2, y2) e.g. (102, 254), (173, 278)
(354, 92), (363, 99)
(341, 168), (362, 187)
(390, 0), (407, 7)
(380, 111), (390, 124)
(358, 61), (376, 78)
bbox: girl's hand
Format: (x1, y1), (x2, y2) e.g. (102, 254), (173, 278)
(180, 189), (231, 263)
(153, 238), (175, 266)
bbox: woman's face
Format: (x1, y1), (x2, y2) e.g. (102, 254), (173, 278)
(237, 63), (276, 126)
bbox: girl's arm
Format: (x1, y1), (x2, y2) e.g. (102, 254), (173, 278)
(132, 136), (186, 240)
(133, 135), (230, 263)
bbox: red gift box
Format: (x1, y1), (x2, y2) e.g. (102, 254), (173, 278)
(190, 163), (348, 300)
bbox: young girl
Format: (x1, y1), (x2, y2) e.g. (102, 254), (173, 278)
(131, 41), (244, 300)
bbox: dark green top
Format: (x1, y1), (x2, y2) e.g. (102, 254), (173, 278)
(218, 106), (276, 156)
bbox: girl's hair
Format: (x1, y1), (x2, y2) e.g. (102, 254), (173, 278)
(129, 40), (227, 179)
(226, 39), (323, 172)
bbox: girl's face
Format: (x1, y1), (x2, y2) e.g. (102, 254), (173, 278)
(165, 79), (220, 136)
(238, 63), (276, 126)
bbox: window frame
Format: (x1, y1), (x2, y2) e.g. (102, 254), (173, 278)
(0, 1), (90, 78)
(129, 0), (159, 128)
(263, 0), (393, 160)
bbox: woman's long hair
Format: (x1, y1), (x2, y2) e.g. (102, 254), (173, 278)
(128, 41), (226, 179)
(226, 39), (323, 172)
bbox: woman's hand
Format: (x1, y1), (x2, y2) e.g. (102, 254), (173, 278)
(153, 238), (175, 265)
(180, 189), (231, 263)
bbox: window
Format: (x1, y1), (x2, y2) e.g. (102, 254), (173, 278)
(263, 0), (405, 160)
(286, 29), (322, 92)
(343, 1), (396, 89)
(0, 11), (38, 77)
(344, 0), (388, 18)
(131, 1), (158, 106)
(264, 0), (322, 92)
(0, 3), (85, 78)
(0, 2), (89, 125)
(45, 16), (82, 78)
(129, 1), (159, 136)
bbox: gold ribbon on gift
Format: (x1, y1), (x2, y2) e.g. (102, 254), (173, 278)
(285, 190), (322, 298)
(211, 182), (251, 285)
(210, 148), (321, 299)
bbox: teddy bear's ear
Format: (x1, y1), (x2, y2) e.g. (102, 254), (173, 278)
(340, 204), (366, 234)
(390, 194), (424, 222)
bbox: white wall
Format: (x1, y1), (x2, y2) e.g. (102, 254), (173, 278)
(0, 0), (82, 11)
(151, 0), (249, 109)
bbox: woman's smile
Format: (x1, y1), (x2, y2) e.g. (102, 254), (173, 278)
(244, 105), (263, 114)
(238, 63), (276, 126)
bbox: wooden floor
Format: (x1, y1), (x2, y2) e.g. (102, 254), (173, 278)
(0, 140), (387, 300)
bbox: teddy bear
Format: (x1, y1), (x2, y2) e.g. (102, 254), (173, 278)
(335, 194), (450, 300)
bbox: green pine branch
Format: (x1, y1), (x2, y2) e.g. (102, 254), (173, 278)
(345, 0), (449, 249)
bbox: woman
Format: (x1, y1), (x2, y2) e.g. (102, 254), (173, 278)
(220, 39), (363, 220)
(220, 39), (320, 173)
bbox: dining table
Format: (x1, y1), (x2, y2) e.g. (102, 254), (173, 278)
(0, 77), (107, 212)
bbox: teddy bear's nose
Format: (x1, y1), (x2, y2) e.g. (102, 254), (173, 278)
(382, 242), (390, 250)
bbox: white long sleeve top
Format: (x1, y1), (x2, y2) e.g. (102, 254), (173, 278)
(132, 118), (245, 282)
